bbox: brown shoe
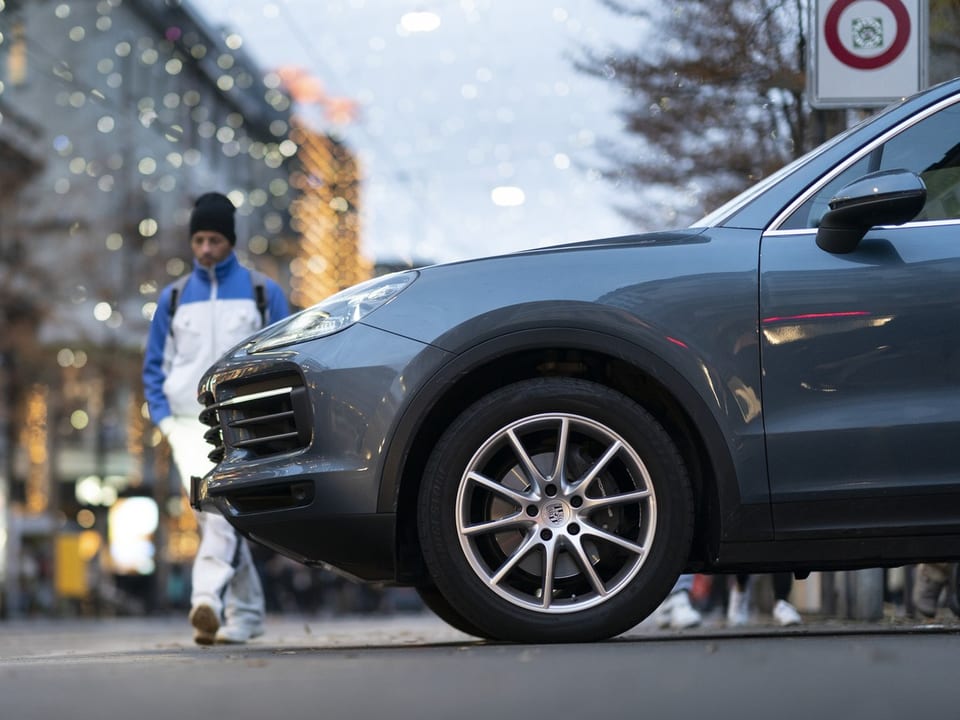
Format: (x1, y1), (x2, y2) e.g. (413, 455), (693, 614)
(189, 604), (220, 645)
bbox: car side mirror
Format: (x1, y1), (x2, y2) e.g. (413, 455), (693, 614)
(816, 169), (926, 254)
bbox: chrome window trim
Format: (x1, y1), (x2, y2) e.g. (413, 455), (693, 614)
(763, 217), (960, 238)
(767, 95), (960, 233)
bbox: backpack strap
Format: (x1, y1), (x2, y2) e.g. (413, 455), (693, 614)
(167, 274), (190, 336)
(249, 269), (269, 326)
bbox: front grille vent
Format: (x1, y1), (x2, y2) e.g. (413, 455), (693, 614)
(200, 377), (310, 463)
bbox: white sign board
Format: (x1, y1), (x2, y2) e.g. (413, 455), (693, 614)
(811, 0), (927, 108)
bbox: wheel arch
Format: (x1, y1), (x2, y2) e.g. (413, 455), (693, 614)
(384, 327), (739, 583)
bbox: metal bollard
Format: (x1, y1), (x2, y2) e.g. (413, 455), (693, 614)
(845, 568), (885, 621)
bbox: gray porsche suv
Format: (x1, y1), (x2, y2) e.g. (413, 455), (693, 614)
(195, 77), (960, 643)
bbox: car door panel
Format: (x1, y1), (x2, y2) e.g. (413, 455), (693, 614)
(760, 224), (960, 537)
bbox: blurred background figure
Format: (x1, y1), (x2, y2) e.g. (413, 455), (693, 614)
(652, 574), (702, 630)
(912, 563), (956, 619)
(728, 574), (802, 627)
(142, 193), (290, 644)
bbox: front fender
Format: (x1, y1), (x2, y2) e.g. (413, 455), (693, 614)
(378, 314), (771, 546)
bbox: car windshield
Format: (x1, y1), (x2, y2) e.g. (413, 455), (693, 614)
(690, 150), (822, 229)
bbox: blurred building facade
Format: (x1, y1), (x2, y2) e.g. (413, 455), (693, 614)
(0, 0), (366, 618)
(289, 122), (369, 307)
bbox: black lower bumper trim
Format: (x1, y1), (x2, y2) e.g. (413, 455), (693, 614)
(244, 512), (397, 583)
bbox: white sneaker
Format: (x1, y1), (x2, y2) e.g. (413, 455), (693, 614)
(773, 599), (802, 626)
(215, 621), (265, 644)
(654, 590), (702, 629)
(727, 586), (750, 627)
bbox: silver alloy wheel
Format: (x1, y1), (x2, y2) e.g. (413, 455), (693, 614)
(455, 412), (658, 614)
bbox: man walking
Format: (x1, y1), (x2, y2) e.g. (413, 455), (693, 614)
(142, 192), (290, 644)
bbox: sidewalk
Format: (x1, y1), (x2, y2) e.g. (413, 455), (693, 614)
(2, 608), (956, 661)
(0, 612), (474, 660)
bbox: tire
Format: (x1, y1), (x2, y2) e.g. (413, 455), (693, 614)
(417, 377), (694, 643)
(415, 584), (494, 640)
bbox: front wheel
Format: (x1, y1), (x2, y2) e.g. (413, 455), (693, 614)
(417, 377), (694, 642)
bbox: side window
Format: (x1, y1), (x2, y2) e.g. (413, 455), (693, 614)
(780, 155), (872, 229)
(782, 102), (960, 229)
(882, 104), (960, 221)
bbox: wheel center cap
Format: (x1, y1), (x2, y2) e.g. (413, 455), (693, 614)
(544, 501), (568, 527)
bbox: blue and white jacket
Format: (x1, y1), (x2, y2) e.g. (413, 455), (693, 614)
(142, 252), (290, 425)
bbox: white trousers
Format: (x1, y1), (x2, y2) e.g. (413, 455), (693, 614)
(165, 415), (265, 625)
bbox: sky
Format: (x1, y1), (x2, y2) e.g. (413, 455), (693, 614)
(196, 0), (645, 265)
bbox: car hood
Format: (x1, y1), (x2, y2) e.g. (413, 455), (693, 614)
(363, 225), (755, 350)
(429, 228), (711, 270)
(521, 228), (710, 252)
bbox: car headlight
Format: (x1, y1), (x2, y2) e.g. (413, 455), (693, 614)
(247, 271), (418, 353)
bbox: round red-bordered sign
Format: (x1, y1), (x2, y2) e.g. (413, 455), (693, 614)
(824, 0), (911, 70)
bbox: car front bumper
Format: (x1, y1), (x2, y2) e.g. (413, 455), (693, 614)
(193, 322), (452, 581)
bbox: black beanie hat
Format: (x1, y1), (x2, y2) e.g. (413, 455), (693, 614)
(189, 192), (236, 245)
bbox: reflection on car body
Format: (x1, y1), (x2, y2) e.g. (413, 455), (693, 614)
(195, 77), (960, 643)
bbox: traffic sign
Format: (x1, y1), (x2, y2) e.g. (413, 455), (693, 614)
(810, 0), (927, 108)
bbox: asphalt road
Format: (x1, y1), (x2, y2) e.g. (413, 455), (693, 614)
(1, 613), (957, 720)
